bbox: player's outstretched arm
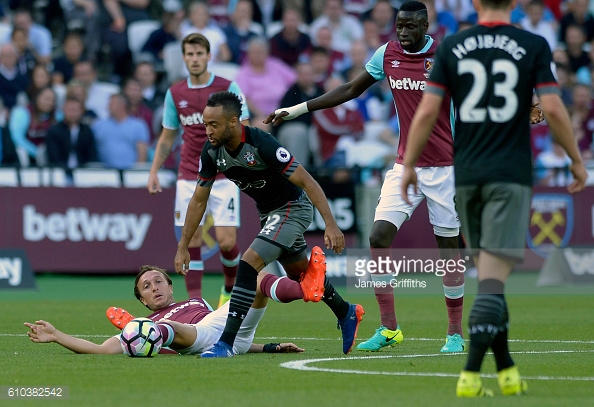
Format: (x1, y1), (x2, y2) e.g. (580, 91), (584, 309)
(264, 71), (377, 126)
(248, 343), (305, 353)
(24, 320), (122, 354)
(539, 93), (588, 193)
(287, 165), (345, 254)
(148, 127), (178, 194)
(175, 185), (212, 274)
(401, 92), (444, 204)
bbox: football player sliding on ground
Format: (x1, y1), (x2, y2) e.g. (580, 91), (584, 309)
(24, 263), (336, 356)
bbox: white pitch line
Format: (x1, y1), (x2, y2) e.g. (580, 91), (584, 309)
(5, 333), (594, 345)
(281, 351), (594, 381)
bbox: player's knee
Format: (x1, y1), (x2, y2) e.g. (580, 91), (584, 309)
(369, 232), (392, 249)
(218, 240), (236, 253)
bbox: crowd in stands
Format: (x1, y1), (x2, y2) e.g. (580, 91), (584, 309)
(0, 0), (592, 187)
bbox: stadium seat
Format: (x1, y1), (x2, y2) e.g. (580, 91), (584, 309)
(72, 168), (122, 187)
(0, 167), (18, 186)
(209, 62), (240, 81)
(19, 168), (42, 187)
(127, 20), (161, 63)
(122, 169), (176, 188)
(163, 42), (184, 84)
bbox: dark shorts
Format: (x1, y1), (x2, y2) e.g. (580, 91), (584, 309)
(455, 183), (532, 261)
(250, 192), (313, 266)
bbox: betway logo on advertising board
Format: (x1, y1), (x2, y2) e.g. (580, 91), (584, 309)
(389, 76), (426, 91)
(23, 205), (152, 250)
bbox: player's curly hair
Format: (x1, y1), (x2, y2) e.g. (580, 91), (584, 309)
(134, 265), (173, 301)
(207, 91), (243, 119)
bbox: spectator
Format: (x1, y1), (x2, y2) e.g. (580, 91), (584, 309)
(92, 93), (149, 169)
(0, 97), (19, 167)
(342, 0), (375, 18)
(65, 79), (98, 125)
(311, 26), (348, 74)
(534, 141), (573, 186)
(59, 0), (102, 61)
(367, 0), (397, 43)
(11, 8), (53, 66)
(0, 42), (30, 110)
(243, 0), (313, 32)
(269, 8), (311, 67)
(206, 0), (231, 25)
(98, 0), (152, 81)
(312, 76), (364, 169)
(222, 0), (262, 65)
(133, 61), (166, 111)
(559, 0), (594, 43)
(73, 60), (120, 120)
(555, 64), (574, 106)
(9, 87), (58, 167)
(340, 40), (372, 79)
(11, 27), (36, 78)
(122, 77), (155, 143)
(27, 64), (52, 101)
(565, 24), (591, 73)
(235, 36), (296, 127)
(307, 46), (334, 87)
(422, 0), (451, 43)
(46, 96), (98, 176)
(141, 9), (184, 65)
(52, 32), (86, 85)
(435, 0), (476, 24)
(310, 0), (364, 54)
(362, 18), (382, 53)
(511, 0), (556, 25)
(275, 61), (324, 168)
(181, 1), (231, 63)
(520, 0), (558, 51)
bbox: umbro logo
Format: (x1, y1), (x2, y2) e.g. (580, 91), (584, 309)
(178, 100), (188, 108)
(391, 60), (400, 68)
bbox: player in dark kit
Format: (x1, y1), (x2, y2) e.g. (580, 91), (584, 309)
(174, 91), (364, 358)
(266, 1), (465, 354)
(402, 0), (587, 397)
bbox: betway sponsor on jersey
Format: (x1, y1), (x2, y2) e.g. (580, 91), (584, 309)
(389, 76), (426, 91)
(23, 205), (152, 250)
(179, 112), (204, 126)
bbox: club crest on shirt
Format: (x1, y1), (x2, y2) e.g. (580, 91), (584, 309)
(424, 58), (434, 73)
(178, 100), (188, 108)
(243, 151), (257, 166)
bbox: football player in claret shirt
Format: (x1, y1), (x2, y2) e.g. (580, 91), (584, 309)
(402, 0), (587, 397)
(148, 33), (248, 308)
(175, 91), (364, 358)
(25, 265), (311, 356)
(266, 0), (465, 354)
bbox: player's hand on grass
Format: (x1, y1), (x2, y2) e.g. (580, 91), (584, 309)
(24, 320), (57, 343)
(568, 162), (588, 193)
(174, 248), (191, 276)
(147, 172), (162, 194)
(401, 166), (418, 205)
(530, 102), (544, 124)
(324, 224), (345, 254)
(278, 343), (305, 353)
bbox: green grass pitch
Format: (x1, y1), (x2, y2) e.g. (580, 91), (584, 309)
(1, 273), (593, 407)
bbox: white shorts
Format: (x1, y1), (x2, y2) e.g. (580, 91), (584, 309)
(177, 302), (265, 356)
(175, 178), (240, 227)
(374, 163), (460, 233)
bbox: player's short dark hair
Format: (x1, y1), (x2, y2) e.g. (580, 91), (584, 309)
(182, 32), (211, 55)
(134, 265), (173, 301)
(206, 91), (242, 119)
(478, 0), (513, 10)
(398, 1), (428, 20)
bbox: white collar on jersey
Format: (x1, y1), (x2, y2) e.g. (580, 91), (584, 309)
(402, 35), (434, 55)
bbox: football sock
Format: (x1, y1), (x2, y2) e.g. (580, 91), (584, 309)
(220, 244), (240, 292)
(157, 322), (175, 347)
(185, 247), (204, 299)
(465, 279), (506, 372)
(260, 274), (303, 302)
(219, 260), (258, 346)
(370, 247), (398, 330)
(322, 276), (350, 320)
(443, 256), (464, 335)
(491, 301), (515, 371)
